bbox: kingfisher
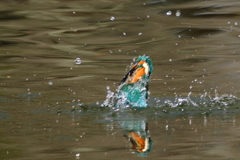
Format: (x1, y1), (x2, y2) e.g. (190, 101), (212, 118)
(115, 55), (153, 107)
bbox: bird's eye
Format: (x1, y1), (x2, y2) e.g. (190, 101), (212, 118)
(131, 62), (138, 69)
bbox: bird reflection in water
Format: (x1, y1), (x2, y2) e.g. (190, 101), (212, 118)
(120, 120), (152, 156)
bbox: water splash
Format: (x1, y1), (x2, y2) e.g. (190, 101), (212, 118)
(75, 58), (81, 65)
(101, 86), (115, 107)
(176, 10), (181, 17)
(100, 87), (239, 110)
(166, 11), (172, 16)
(110, 16), (115, 21)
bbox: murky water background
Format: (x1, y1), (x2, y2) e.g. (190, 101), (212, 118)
(1, 0), (240, 159)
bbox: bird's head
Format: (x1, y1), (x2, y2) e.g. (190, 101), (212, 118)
(120, 55), (153, 85)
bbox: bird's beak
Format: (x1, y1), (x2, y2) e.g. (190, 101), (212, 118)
(128, 132), (150, 153)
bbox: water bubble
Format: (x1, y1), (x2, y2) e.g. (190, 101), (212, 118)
(75, 58), (81, 65)
(176, 10), (181, 17)
(110, 16), (115, 21)
(48, 81), (53, 85)
(166, 11), (172, 15)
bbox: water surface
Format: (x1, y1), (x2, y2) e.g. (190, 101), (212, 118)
(1, 0), (240, 159)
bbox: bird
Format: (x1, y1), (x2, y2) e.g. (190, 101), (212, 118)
(115, 55), (153, 107)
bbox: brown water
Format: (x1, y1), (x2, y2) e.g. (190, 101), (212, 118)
(1, 0), (240, 159)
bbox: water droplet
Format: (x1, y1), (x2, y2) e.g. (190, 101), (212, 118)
(75, 58), (81, 65)
(166, 11), (172, 15)
(110, 16), (115, 21)
(176, 10), (181, 17)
